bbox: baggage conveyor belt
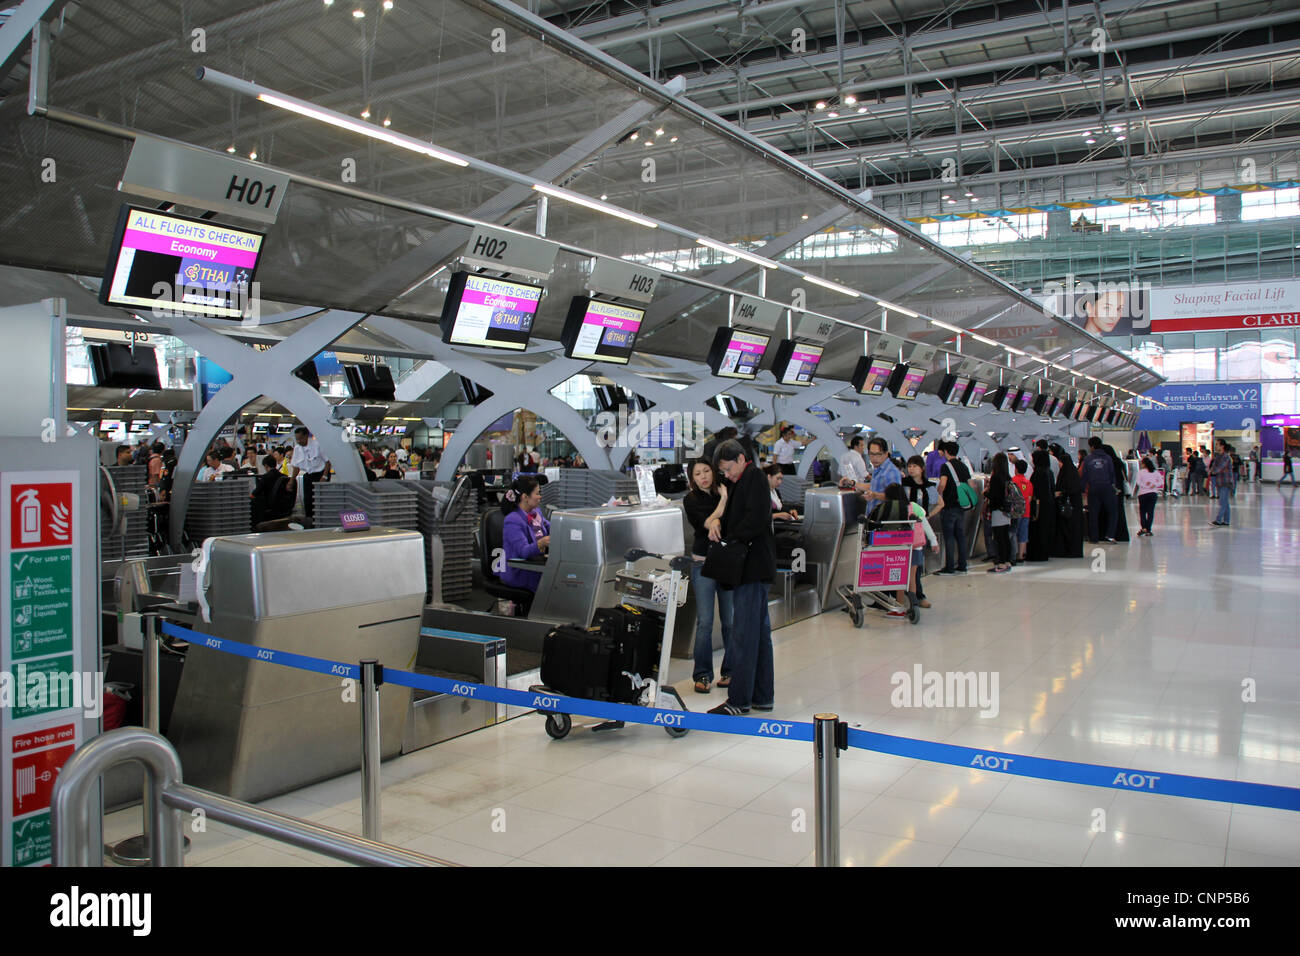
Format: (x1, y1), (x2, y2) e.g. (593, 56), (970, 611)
(402, 607), (552, 752)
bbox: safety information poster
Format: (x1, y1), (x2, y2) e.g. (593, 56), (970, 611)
(1, 471), (83, 867)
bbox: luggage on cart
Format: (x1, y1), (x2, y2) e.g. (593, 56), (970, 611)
(533, 550), (693, 741)
(591, 603), (662, 689)
(539, 623), (626, 702)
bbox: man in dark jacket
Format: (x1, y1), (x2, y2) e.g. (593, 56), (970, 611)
(1081, 436), (1118, 542)
(708, 439), (777, 716)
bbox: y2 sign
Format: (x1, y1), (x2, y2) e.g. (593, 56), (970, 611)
(1134, 383), (1261, 431)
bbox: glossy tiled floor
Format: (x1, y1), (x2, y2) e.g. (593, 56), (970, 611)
(104, 485), (1300, 866)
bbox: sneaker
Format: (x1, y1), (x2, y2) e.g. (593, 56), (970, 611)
(935, 568), (959, 576)
(708, 702), (749, 716)
(1105, 538), (1117, 543)
(750, 702), (774, 712)
(993, 565), (1011, 573)
(886, 609), (907, 617)
(916, 599), (932, 608)
(957, 567), (968, 574)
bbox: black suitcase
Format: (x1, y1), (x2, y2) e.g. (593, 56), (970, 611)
(540, 624), (618, 701)
(591, 604), (663, 694)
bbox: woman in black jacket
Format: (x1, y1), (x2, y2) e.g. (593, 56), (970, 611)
(683, 459), (733, 694)
(902, 456), (936, 607)
(708, 440), (777, 716)
(984, 453), (1014, 573)
(1051, 444), (1085, 558)
(1026, 449), (1056, 562)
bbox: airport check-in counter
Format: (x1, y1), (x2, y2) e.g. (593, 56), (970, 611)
(800, 487), (866, 611)
(527, 504), (686, 628)
(165, 528), (425, 802)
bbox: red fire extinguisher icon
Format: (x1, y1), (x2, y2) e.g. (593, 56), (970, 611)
(18, 489), (40, 545)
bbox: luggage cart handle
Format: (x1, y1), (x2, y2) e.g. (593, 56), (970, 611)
(625, 548), (692, 573)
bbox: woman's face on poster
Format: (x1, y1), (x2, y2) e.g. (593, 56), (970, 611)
(1083, 290), (1127, 334)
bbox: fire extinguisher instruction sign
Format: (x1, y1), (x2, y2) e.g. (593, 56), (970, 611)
(2, 471), (83, 867)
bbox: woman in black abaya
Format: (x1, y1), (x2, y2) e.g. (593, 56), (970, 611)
(1026, 448), (1056, 562)
(1104, 444), (1131, 542)
(1051, 444), (1084, 558)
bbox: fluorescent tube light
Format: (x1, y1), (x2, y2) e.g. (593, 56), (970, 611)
(803, 273), (861, 297)
(878, 300), (920, 318)
(255, 91), (470, 167)
(532, 184), (657, 228)
(696, 237), (778, 269)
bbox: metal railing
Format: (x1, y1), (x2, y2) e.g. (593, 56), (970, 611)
(50, 726), (460, 867)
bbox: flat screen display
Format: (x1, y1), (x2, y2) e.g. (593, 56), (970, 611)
(441, 271), (543, 351)
(707, 327), (770, 380)
(99, 206), (264, 319)
(939, 374), (970, 405)
(772, 340), (824, 386)
(1017, 390), (1035, 413)
(888, 363), (924, 401)
(561, 296), (645, 364)
(1058, 399), (1075, 419)
(1092, 404), (1108, 424)
(89, 342), (162, 390)
(852, 357), (896, 396)
(963, 380), (989, 408)
(994, 387), (1019, 412)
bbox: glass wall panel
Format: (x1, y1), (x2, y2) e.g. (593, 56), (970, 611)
(1261, 330), (1299, 379)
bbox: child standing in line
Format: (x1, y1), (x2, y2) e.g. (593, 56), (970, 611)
(1011, 459), (1033, 565)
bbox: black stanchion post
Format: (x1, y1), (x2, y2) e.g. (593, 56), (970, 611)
(813, 713), (846, 867)
(360, 660), (383, 842)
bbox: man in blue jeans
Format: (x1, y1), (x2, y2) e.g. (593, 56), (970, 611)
(708, 439), (777, 716)
(933, 441), (970, 574)
(1210, 439), (1234, 526)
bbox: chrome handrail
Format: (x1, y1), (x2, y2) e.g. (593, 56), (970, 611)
(51, 727), (460, 868)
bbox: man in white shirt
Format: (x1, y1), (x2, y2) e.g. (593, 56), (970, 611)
(838, 435), (870, 484)
(771, 425), (802, 476)
(290, 426), (331, 520)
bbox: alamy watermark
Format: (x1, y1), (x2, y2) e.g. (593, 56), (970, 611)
(148, 278), (262, 326)
(890, 664), (1000, 718)
(1, 666), (103, 719)
(593, 407), (708, 456)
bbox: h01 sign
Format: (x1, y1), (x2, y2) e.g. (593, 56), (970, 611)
(119, 135), (290, 224)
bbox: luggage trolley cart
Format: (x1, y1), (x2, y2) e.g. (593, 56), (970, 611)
(836, 518), (920, 628)
(532, 548), (693, 740)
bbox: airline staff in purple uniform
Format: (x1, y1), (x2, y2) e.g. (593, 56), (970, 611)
(500, 476), (551, 591)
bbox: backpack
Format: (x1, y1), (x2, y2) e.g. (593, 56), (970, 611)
(945, 462), (978, 510)
(1005, 482), (1025, 521)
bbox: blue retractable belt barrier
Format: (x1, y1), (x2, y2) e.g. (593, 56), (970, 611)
(845, 728), (1300, 812)
(161, 621), (360, 681)
(160, 621), (1300, 811)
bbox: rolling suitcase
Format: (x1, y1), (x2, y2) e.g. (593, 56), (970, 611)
(539, 623), (618, 701)
(591, 603), (663, 703)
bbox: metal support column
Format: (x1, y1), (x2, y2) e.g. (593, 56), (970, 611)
(360, 660), (383, 843)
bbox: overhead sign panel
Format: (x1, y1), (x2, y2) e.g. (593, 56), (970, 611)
(793, 314), (836, 343)
(730, 296), (782, 332)
(119, 135), (289, 224)
(587, 258), (659, 304)
(460, 226), (559, 281)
